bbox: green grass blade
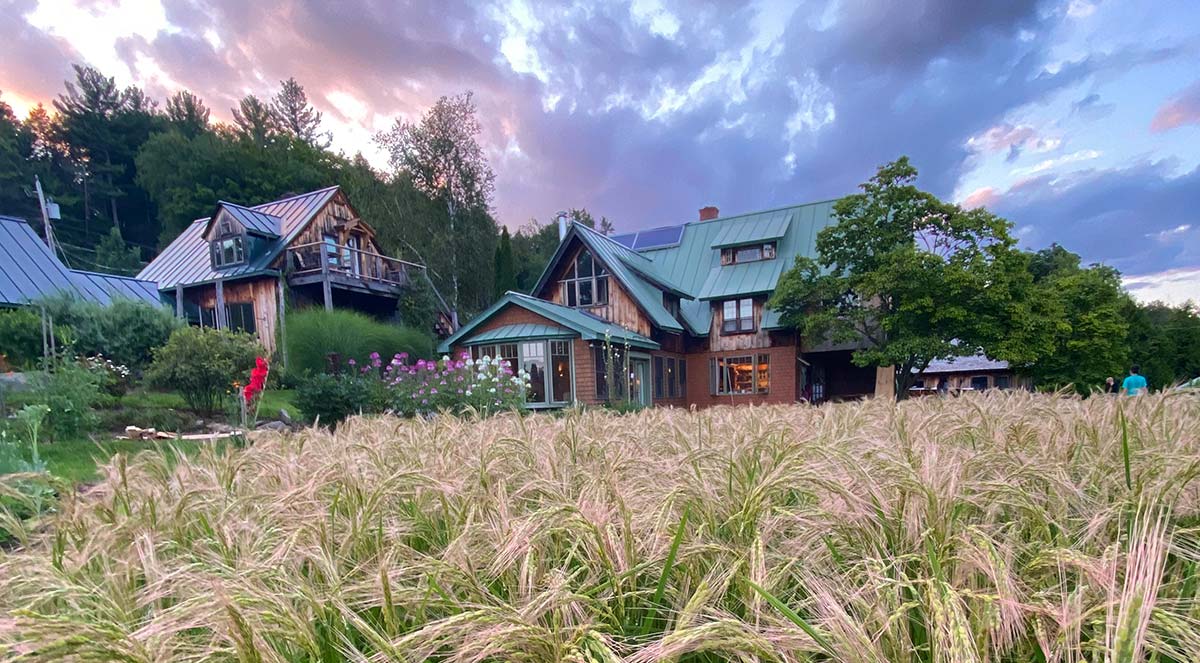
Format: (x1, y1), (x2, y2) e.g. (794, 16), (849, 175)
(640, 503), (689, 635)
(748, 580), (836, 657)
(1120, 407), (1132, 490)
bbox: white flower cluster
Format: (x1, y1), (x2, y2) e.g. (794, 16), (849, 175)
(85, 353), (130, 378)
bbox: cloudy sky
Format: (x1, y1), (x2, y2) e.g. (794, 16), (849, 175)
(3, 0), (1199, 303)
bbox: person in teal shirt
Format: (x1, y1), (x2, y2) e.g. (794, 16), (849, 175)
(1121, 365), (1148, 396)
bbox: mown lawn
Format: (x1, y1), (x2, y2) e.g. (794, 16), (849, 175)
(5, 387), (296, 485)
(38, 437), (233, 485)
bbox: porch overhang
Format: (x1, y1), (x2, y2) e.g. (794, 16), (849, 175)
(461, 323), (576, 346)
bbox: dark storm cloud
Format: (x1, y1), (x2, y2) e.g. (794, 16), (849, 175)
(0, 0), (80, 103)
(2, 0), (1197, 276)
(994, 161), (1200, 274)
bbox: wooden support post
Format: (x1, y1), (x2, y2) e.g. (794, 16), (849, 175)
(320, 250), (333, 311)
(874, 365), (895, 401)
(277, 277), (288, 369)
(215, 280), (227, 329)
(175, 284), (184, 319)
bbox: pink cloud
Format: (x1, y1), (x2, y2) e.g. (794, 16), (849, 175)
(1150, 81), (1200, 132)
(962, 186), (999, 209)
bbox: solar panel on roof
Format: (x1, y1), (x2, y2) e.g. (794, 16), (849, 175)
(611, 233), (637, 248)
(632, 225), (683, 250)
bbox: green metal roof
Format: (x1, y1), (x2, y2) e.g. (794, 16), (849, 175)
(613, 200), (838, 334)
(709, 211), (792, 248)
(438, 291), (659, 353)
(462, 323), (574, 345)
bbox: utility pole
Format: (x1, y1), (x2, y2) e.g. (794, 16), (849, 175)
(34, 175), (54, 248)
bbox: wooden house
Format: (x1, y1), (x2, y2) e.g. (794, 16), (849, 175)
(438, 202), (893, 409)
(138, 186), (455, 353)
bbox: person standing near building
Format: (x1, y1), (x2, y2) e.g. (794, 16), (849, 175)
(1121, 365), (1148, 396)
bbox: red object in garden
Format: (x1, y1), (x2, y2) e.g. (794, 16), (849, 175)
(243, 357), (269, 404)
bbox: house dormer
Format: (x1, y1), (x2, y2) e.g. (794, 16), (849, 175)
(710, 214), (789, 266)
(204, 202), (282, 270)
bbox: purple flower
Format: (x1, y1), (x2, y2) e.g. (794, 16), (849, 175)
(348, 358), (357, 366)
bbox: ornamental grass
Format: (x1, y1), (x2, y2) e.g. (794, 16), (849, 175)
(1, 391), (1198, 662)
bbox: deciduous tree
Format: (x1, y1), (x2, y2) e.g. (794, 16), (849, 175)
(769, 157), (1047, 397)
(375, 91), (498, 314)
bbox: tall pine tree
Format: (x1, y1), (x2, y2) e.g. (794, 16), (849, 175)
(493, 226), (516, 298)
(270, 78), (329, 148)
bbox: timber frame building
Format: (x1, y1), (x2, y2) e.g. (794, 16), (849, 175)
(139, 186), (455, 353)
(438, 202), (894, 409)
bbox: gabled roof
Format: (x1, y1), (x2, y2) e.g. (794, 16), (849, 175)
(211, 202), (282, 238)
(531, 222), (688, 334)
(139, 186), (339, 290)
(609, 200), (839, 333)
(0, 215), (162, 307)
(0, 215), (86, 306)
(437, 291), (658, 353)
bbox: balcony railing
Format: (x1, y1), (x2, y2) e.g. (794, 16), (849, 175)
(287, 241), (423, 289)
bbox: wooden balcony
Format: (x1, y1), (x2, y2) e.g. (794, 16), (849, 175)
(286, 241), (423, 306)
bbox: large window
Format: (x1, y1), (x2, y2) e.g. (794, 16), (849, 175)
(560, 249), (609, 307)
(994, 375), (1011, 390)
(472, 340), (570, 406)
(721, 298), (755, 334)
(522, 342), (546, 403)
(550, 340), (572, 403)
(710, 354), (770, 395)
(212, 236), (245, 267)
(594, 346), (628, 401)
(720, 242), (776, 265)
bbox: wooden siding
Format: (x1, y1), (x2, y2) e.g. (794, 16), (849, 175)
(541, 241), (653, 337)
(277, 190), (386, 264)
(190, 277), (279, 353)
(709, 296), (773, 351)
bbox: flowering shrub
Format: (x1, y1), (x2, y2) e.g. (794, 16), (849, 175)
(295, 352), (531, 425)
(83, 354), (132, 397)
(383, 352), (530, 417)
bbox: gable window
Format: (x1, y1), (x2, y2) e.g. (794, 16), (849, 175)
(212, 236), (245, 267)
(721, 298), (755, 334)
(560, 249), (609, 307)
(710, 354), (770, 395)
(721, 242), (776, 265)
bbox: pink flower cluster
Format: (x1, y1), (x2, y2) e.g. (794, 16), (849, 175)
(374, 351), (530, 416)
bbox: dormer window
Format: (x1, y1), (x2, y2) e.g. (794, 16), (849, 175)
(721, 241), (776, 265)
(213, 236), (245, 267)
(560, 249), (609, 307)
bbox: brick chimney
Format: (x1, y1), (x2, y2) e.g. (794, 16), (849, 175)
(698, 205), (719, 221)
